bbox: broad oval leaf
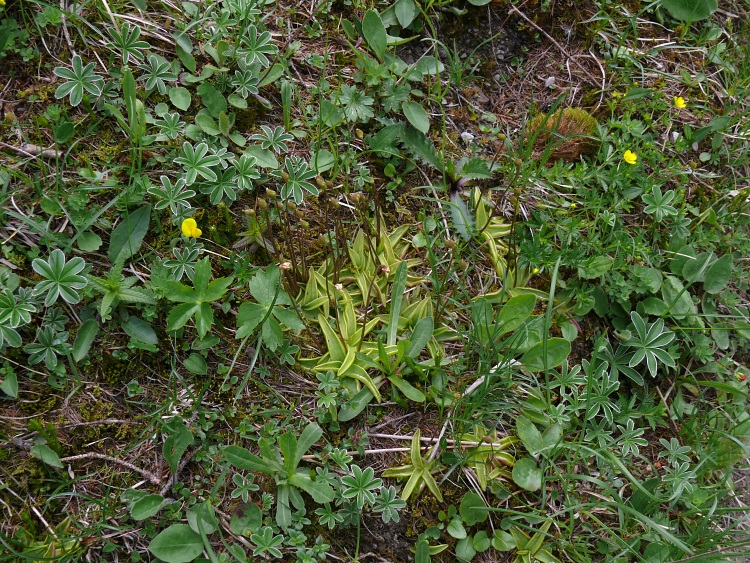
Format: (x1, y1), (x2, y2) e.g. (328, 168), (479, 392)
(362, 10), (387, 61)
(30, 444), (63, 468)
(187, 501), (219, 535)
(169, 87), (191, 111)
(460, 492), (488, 525)
(660, 0), (717, 21)
(131, 494), (165, 521)
(148, 524), (203, 563)
(519, 338), (571, 371)
(402, 101), (430, 134)
(704, 254), (732, 294)
(512, 457), (542, 492)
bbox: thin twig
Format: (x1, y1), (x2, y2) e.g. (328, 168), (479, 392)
(59, 452), (161, 485)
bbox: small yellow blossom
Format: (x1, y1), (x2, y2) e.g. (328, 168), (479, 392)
(181, 218), (202, 238)
(532, 267), (540, 275)
(673, 96), (687, 109)
(623, 150), (638, 165)
(0, 0), (5, 7)
(570, 203), (577, 209)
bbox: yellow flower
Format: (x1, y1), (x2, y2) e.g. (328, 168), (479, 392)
(0, 0), (5, 7)
(181, 218), (202, 238)
(673, 96), (687, 109)
(623, 150), (638, 165)
(532, 267), (540, 275)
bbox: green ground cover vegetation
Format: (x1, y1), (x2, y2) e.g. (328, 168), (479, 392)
(1, 0), (750, 560)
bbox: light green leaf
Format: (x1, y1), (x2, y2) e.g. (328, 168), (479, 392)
(169, 87), (191, 111)
(516, 415), (544, 455)
(704, 254), (732, 294)
(0, 370), (17, 398)
(108, 205), (151, 265)
(388, 375), (426, 402)
(497, 294), (536, 337)
(131, 494), (165, 521)
(512, 457), (542, 491)
(148, 524), (203, 563)
(519, 338), (571, 371)
(660, 0), (717, 21)
(31, 444), (63, 468)
(402, 101), (430, 134)
(394, 0), (417, 27)
(77, 231), (102, 252)
(362, 10), (387, 61)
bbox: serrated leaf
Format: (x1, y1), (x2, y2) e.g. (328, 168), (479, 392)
(401, 126), (443, 171)
(458, 157), (493, 180)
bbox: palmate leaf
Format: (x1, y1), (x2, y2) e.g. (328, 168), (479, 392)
(161, 258), (233, 338)
(32, 249), (88, 307)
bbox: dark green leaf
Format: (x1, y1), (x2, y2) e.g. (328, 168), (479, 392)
(122, 317), (158, 345)
(231, 503), (262, 535)
(184, 353), (207, 375)
(72, 319), (99, 362)
(163, 417), (194, 475)
(223, 445), (277, 474)
(578, 256), (613, 279)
